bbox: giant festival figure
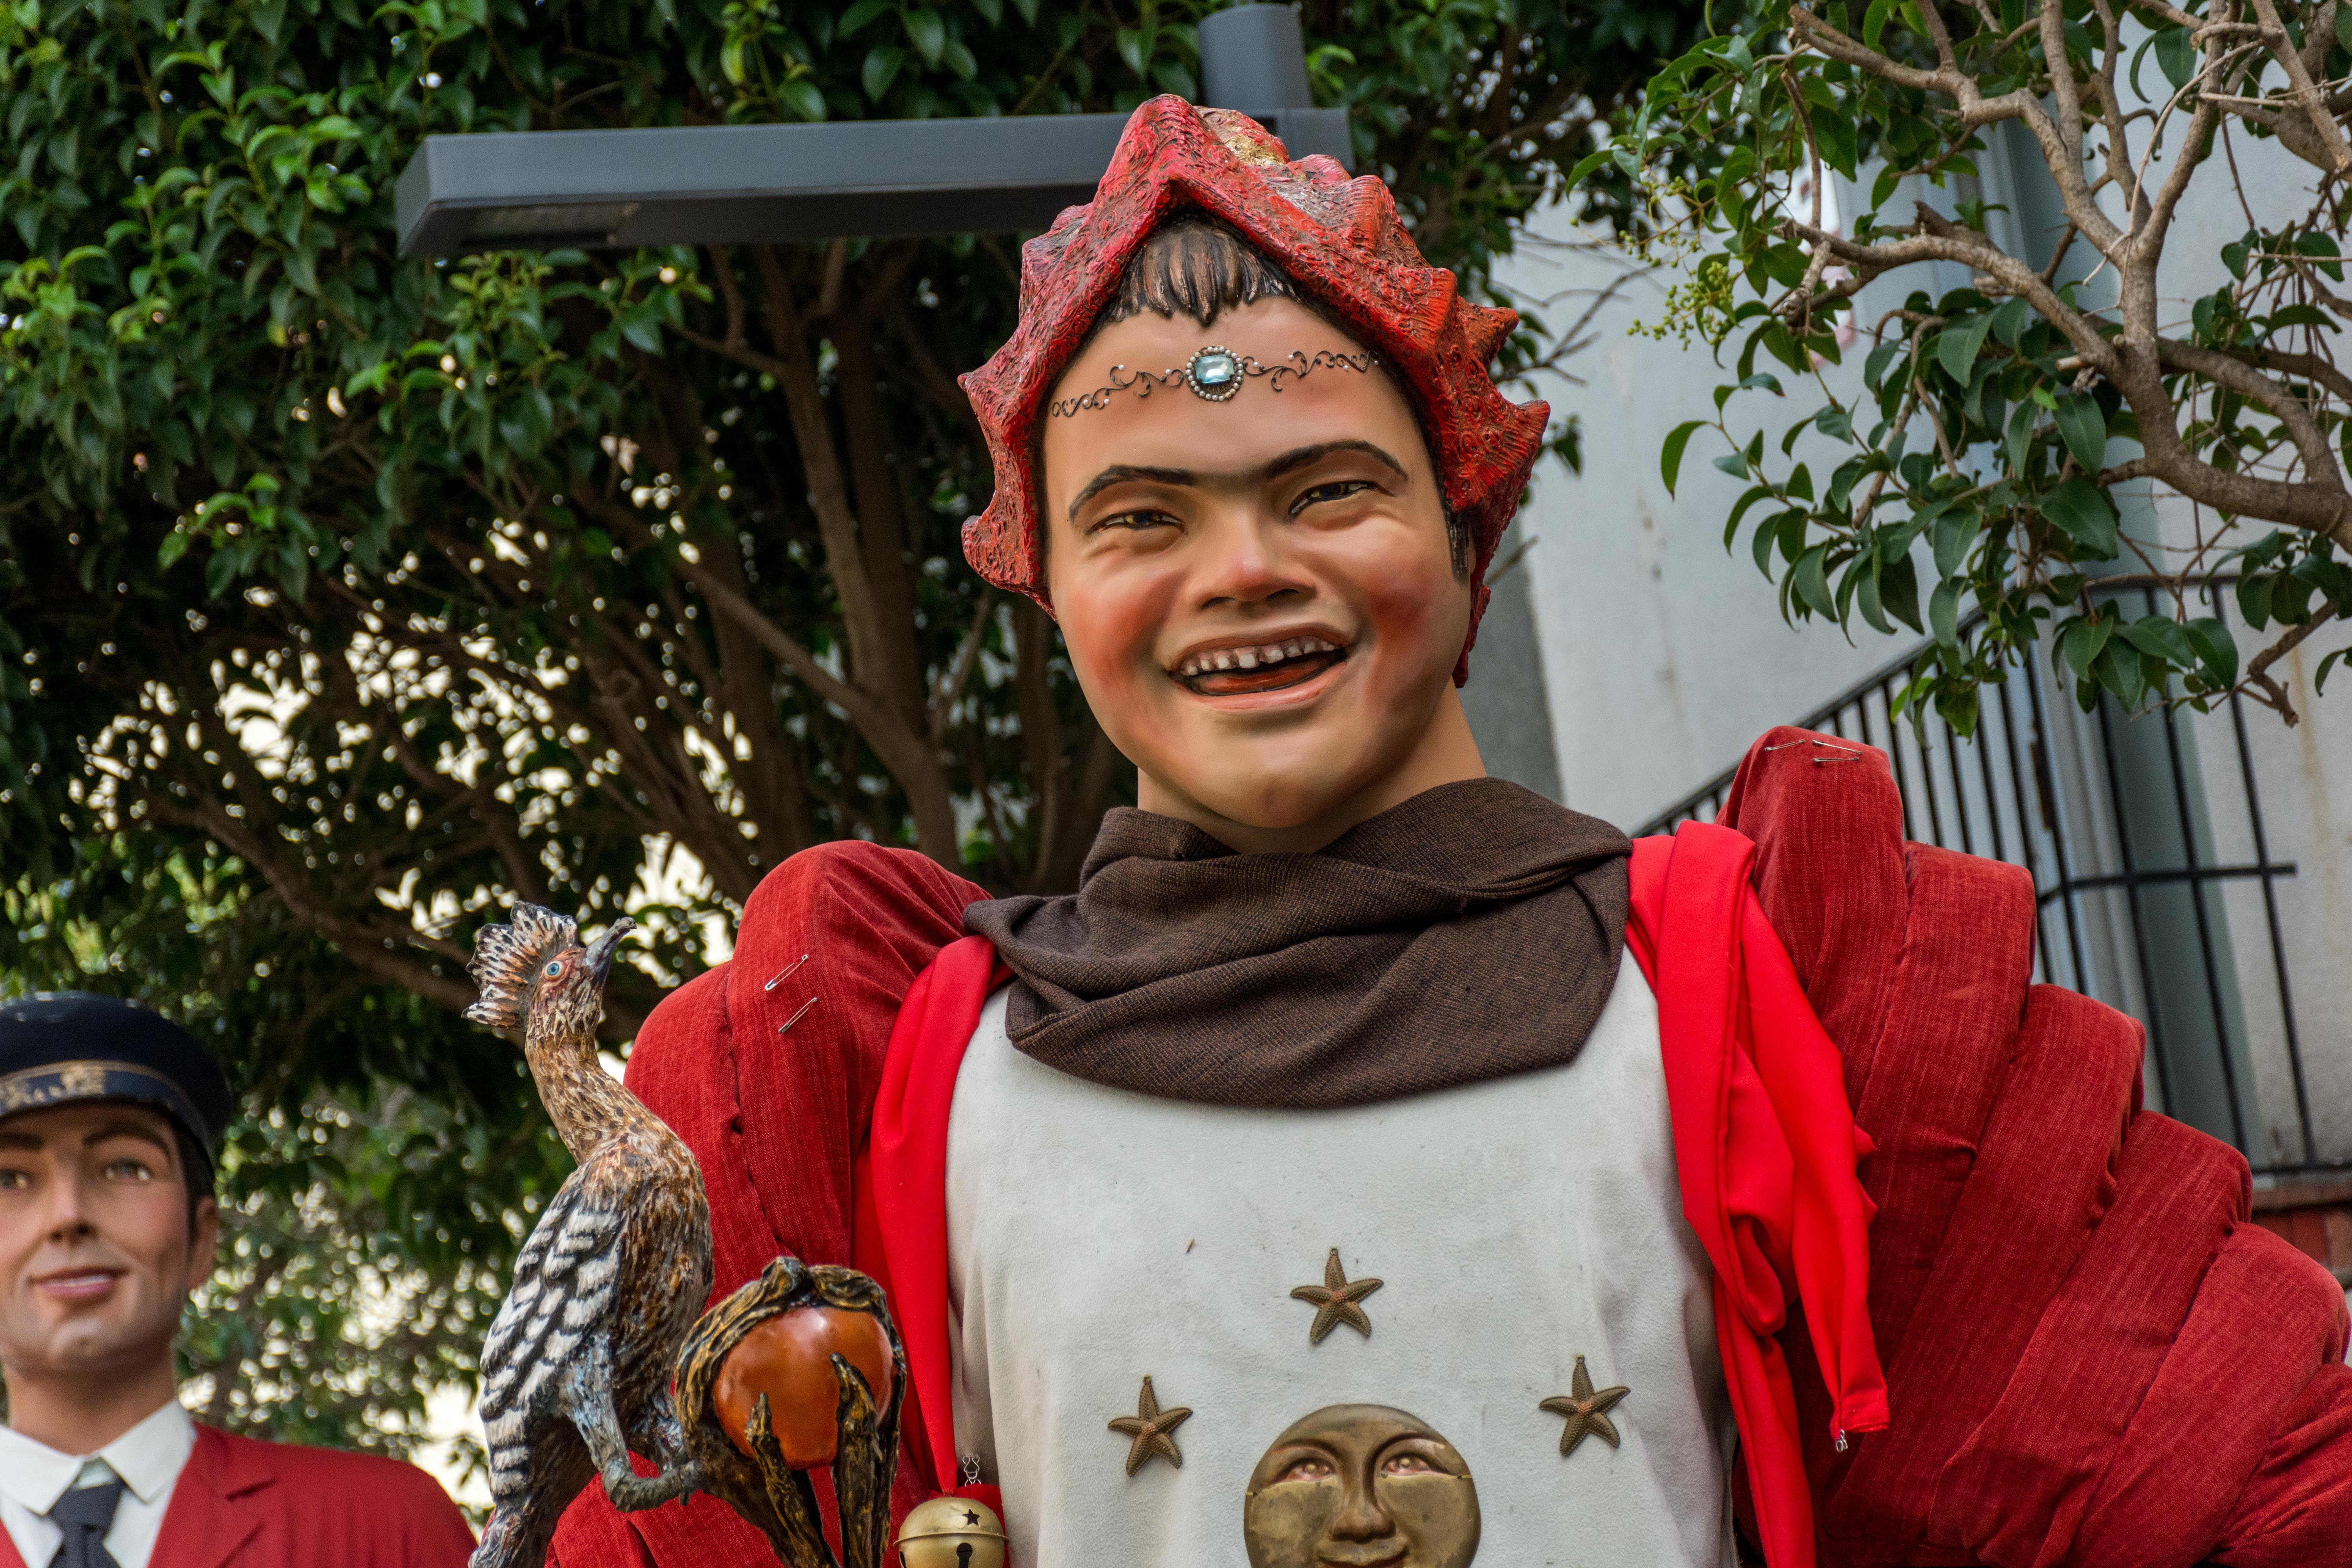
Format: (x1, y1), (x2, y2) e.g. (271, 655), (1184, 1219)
(464, 99), (2352, 1568)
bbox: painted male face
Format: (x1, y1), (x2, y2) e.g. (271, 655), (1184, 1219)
(0, 1102), (217, 1383)
(1040, 295), (1477, 849)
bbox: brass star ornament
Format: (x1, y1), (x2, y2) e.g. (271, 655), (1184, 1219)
(1290, 1248), (1384, 1343)
(1108, 1375), (1193, 1475)
(1541, 1355), (1630, 1457)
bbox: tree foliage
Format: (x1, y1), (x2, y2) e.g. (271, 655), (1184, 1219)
(1596, 0), (2352, 733)
(0, 0), (1704, 1455)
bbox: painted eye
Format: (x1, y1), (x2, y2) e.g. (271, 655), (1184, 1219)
(1381, 1452), (1439, 1477)
(1271, 1456), (1334, 1485)
(543, 960), (563, 977)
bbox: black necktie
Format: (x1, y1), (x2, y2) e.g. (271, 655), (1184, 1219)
(44, 1479), (124, 1568)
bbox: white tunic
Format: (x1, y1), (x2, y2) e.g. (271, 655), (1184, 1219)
(945, 951), (1735, 1568)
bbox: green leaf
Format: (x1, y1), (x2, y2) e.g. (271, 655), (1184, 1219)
(2317, 648), (2349, 693)
(2060, 614), (2114, 678)
(1930, 502), (1978, 577)
(862, 43), (905, 99)
(2152, 26), (2195, 90)
(838, 0), (891, 36)
(2039, 478), (2118, 557)
(158, 531), (190, 569)
(904, 9), (946, 65)
(618, 304), (663, 352)
(2297, 229), (2345, 282)
(2097, 639), (2148, 706)
(1989, 296), (2033, 347)
(782, 79), (828, 121)
(1881, 554), (1924, 633)
(1936, 313), (1993, 382)
(1793, 544), (1835, 617)
(1864, 343), (1904, 392)
(2120, 613), (2198, 670)
(1661, 419), (1706, 495)
(2053, 392), (2107, 473)
(1929, 578), (1961, 649)
(2185, 617), (2239, 686)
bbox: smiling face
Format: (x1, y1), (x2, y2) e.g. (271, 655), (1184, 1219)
(0, 1101), (217, 1391)
(1040, 293), (1486, 854)
(1244, 1404), (1481, 1568)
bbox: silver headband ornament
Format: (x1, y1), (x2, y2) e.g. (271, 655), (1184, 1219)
(1047, 345), (1379, 417)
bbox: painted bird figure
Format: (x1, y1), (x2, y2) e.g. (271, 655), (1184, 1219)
(464, 905), (714, 1568)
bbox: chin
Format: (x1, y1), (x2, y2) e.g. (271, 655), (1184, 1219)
(1189, 760), (1374, 832)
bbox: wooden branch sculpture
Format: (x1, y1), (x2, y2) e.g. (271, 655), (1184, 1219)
(675, 1257), (909, 1568)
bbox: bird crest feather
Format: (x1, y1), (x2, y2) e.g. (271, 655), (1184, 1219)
(466, 904), (578, 1030)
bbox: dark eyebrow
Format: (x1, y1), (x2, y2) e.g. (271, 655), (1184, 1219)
(1065, 441), (1408, 524)
(1262, 439), (1409, 481)
(1066, 464), (1200, 523)
(85, 1120), (176, 1161)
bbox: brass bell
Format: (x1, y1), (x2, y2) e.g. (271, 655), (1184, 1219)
(895, 1495), (1008, 1568)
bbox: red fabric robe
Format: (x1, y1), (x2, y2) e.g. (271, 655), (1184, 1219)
(0, 1424), (477, 1568)
(551, 728), (2352, 1568)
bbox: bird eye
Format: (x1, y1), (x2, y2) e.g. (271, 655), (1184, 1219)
(543, 960), (563, 977)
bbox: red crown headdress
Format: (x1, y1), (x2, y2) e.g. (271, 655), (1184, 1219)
(957, 96), (1550, 682)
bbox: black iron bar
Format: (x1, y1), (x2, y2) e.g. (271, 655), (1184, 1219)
(2135, 586), (2249, 1154)
(1989, 673), (2055, 982)
(2021, 642), (2096, 1001)
(2042, 863), (2292, 893)
(1939, 698), (1978, 857)
(2212, 584), (2318, 1164)
(2091, 692), (2178, 1120)
(1875, 681), (1920, 842)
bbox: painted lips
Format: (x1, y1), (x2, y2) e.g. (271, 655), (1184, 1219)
(33, 1269), (122, 1301)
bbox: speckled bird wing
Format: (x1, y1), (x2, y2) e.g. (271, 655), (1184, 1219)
(479, 1160), (625, 1486)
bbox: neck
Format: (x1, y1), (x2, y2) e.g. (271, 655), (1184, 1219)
(1138, 684), (1488, 855)
(523, 1015), (641, 1159)
(3, 1355), (180, 1456)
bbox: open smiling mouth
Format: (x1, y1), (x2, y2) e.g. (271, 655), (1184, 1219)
(1172, 634), (1350, 696)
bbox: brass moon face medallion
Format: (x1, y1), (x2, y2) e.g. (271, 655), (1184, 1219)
(1243, 1405), (1480, 1568)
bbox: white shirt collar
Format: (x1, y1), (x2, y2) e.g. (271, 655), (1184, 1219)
(0, 1399), (196, 1514)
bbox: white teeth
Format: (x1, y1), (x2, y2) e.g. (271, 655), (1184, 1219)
(1174, 635), (1344, 679)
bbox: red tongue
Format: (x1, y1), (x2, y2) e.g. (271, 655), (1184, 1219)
(1187, 650), (1344, 695)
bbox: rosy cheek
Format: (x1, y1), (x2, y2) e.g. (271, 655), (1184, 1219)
(1058, 572), (1173, 690)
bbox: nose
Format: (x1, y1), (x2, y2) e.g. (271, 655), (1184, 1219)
(42, 1171), (95, 1242)
(1196, 509), (1311, 613)
(1323, 1473), (1398, 1543)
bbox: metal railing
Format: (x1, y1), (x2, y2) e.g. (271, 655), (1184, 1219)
(1638, 578), (2340, 1179)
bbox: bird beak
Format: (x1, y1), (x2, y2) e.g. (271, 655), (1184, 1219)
(584, 918), (637, 986)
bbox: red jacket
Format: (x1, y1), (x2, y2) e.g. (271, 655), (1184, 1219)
(553, 728), (2352, 1568)
(0, 1424), (476, 1568)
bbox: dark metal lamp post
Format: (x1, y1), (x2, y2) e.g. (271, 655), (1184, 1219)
(394, 5), (1346, 259)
